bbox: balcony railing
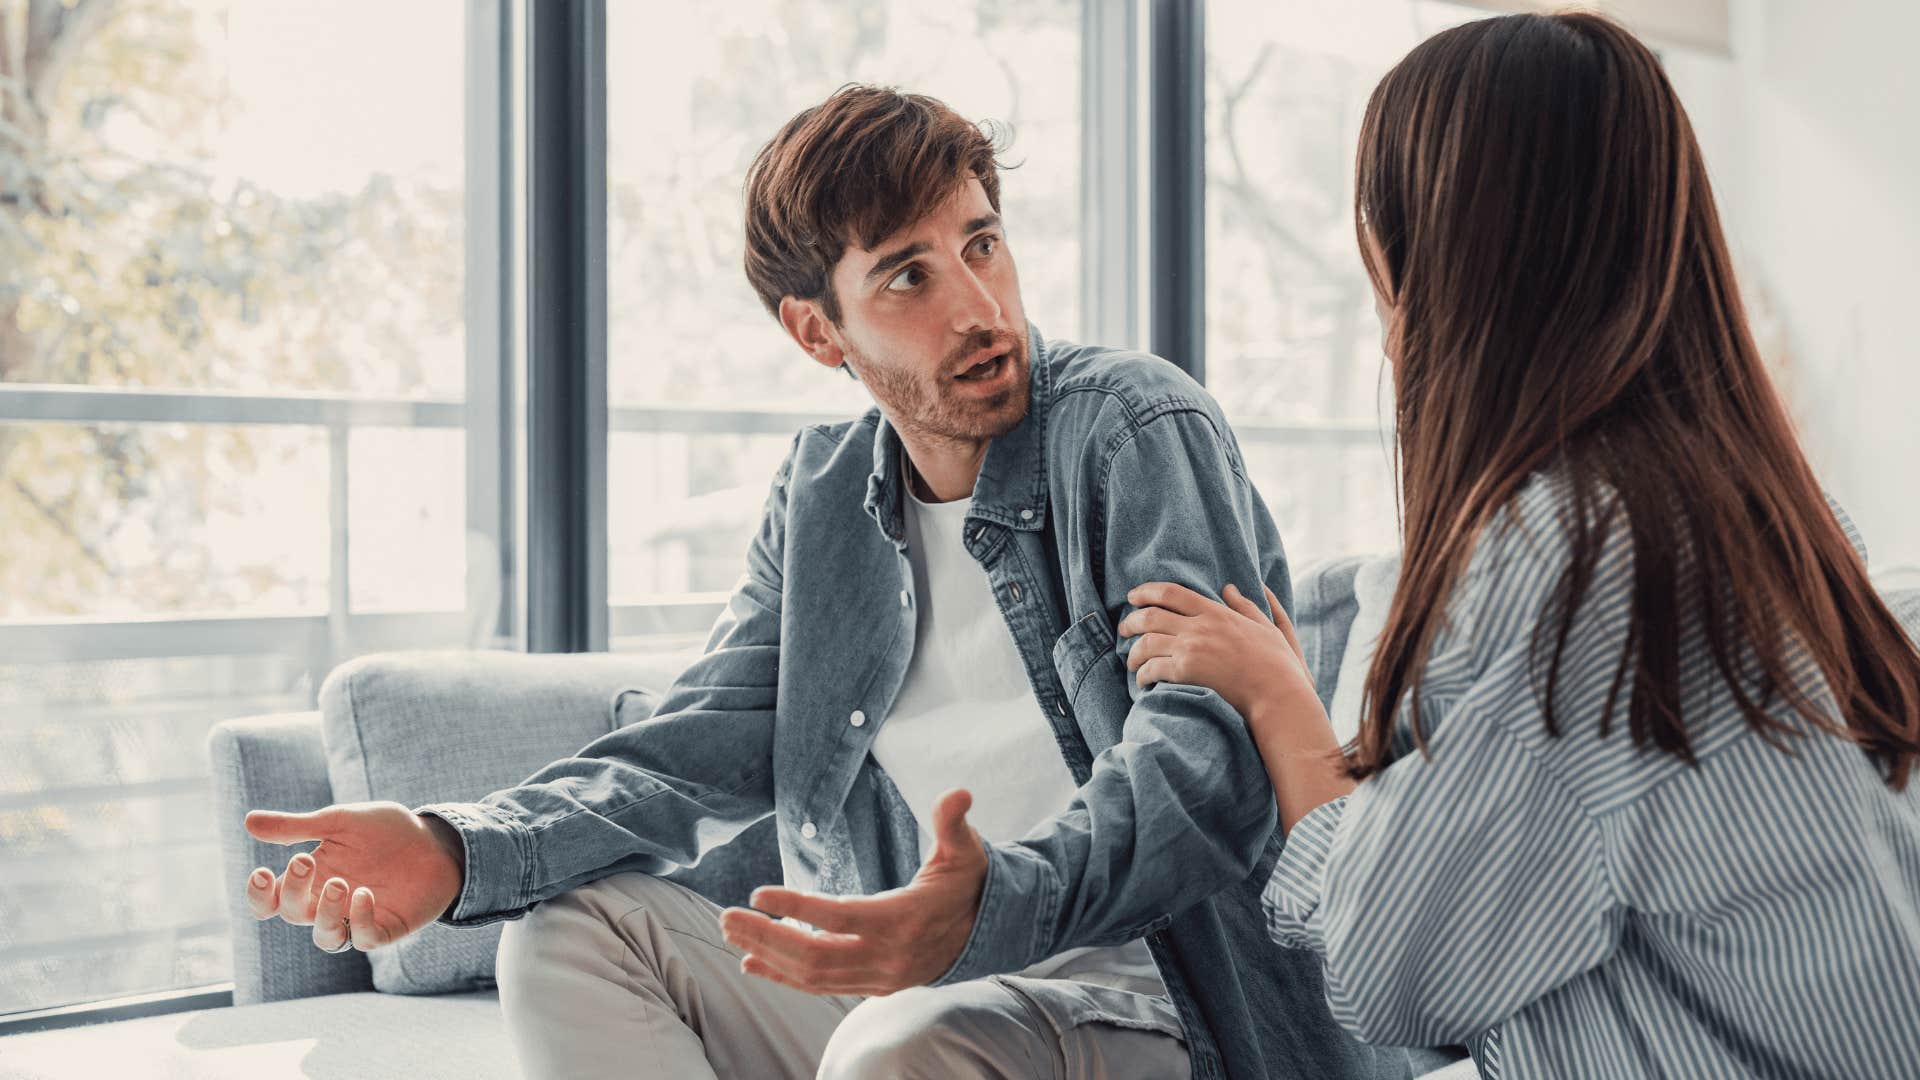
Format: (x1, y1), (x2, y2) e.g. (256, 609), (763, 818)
(0, 380), (1383, 666)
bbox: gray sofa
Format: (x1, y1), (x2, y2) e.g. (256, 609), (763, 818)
(5, 561), (1911, 1079)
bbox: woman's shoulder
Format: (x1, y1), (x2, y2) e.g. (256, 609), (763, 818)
(1432, 472), (1882, 810)
(1442, 470), (1635, 655)
(1411, 473), (1662, 797)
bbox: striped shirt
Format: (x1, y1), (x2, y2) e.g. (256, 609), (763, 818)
(1262, 474), (1920, 1078)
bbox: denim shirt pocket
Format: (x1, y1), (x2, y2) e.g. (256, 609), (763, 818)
(1051, 610), (1113, 702)
(1050, 609), (1138, 733)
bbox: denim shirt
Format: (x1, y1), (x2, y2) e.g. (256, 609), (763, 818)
(420, 329), (1409, 1080)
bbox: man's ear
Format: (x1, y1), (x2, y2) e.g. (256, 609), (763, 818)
(778, 296), (847, 373)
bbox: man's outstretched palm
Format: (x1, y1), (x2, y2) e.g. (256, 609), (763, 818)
(243, 802), (465, 955)
(718, 788), (988, 995)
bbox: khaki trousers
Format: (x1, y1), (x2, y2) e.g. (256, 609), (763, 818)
(495, 872), (1191, 1080)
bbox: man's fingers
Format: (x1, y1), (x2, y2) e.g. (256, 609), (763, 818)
(928, 789), (977, 863)
(739, 954), (806, 991)
(719, 908), (864, 977)
(740, 954), (891, 997)
(245, 867), (281, 920)
(311, 876), (351, 953)
(279, 853), (319, 925)
(245, 808), (341, 846)
(725, 912), (892, 996)
(1126, 581), (1211, 617)
(349, 887), (387, 951)
(749, 886), (885, 935)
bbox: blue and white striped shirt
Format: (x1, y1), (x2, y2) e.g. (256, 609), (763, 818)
(1263, 475), (1920, 1078)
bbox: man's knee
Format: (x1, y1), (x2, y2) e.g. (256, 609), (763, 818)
(497, 873), (683, 998)
(817, 985), (1034, 1080)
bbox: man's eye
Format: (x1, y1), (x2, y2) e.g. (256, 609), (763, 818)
(973, 235), (998, 258)
(885, 266), (924, 292)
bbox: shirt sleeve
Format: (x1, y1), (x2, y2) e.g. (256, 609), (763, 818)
(1261, 507), (1624, 1048)
(414, 440), (797, 926)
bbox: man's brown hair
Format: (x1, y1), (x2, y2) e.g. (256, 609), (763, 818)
(743, 85), (1007, 323)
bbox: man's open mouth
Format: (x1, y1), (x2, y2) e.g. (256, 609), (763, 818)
(955, 352), (1009, 382)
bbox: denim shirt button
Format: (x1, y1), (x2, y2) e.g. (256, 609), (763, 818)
(849, 709), (866, 727)
(899, 590), (910, 607)
(800, 821), (818, 840)
(1019, 508), (1034, 521)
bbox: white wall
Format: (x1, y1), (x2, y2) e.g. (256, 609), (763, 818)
(1667, 0), (1920, 578)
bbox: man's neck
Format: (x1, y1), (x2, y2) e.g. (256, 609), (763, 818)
(898, 430), (989, 504)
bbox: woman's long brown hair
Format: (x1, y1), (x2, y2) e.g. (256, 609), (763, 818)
(1353, 13), (1920, 787)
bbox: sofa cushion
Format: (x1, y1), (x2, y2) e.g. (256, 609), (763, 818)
(319, 651), (673, 995)
(0, 991), (512, 1080)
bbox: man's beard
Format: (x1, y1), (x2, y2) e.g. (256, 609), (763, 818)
(848, 327), (1031, 443)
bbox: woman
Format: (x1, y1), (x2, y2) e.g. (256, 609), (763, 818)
(1120, 13), (1920, 1078)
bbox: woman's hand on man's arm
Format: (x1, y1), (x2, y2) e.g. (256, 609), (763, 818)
(1120, 580), (1355, 830)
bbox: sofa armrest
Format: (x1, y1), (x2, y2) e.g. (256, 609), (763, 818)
(206, 711), (374, 1005)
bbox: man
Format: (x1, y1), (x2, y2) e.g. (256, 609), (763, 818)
(242, 86), (1409, 1080)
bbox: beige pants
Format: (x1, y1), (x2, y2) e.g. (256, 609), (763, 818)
(495, 872), (1191, 1080)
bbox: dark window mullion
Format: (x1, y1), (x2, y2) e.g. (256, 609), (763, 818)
(525, 0), (608, 654)
(1149, 0), (1206, 380)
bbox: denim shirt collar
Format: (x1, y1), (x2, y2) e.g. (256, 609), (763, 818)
(862, 323), (1053, 546)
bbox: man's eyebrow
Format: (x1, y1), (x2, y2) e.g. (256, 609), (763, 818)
(861, 216), (1002, 286)
(864, 242), (930, 285)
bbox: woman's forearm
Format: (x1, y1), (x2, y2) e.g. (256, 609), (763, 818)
(1246, 698), (1356, 832)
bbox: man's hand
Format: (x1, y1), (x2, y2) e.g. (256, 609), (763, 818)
(243, 802), (467, 954)
(719, 788), (987, 996)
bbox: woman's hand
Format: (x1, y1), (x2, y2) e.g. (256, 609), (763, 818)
(1119, 581), (1354, 829)
(1119, 580), (1318, 725)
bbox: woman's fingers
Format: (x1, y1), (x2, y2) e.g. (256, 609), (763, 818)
(1222, 583), (1267, 621)
(1265, 584), (1309, 670)
(1124, 632), (1176, 672)
(1117, 605), (1189, 638)
(312, 876), (352, 953)
(1126, 581), (1211, 617)
(1136, 655), (1179, 690)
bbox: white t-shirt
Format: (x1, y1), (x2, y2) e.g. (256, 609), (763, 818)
(869, 477), (1165, 996)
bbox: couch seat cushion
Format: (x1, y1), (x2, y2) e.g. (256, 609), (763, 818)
(0, 991), (512, 1080)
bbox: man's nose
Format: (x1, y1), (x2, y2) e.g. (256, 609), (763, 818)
(948, 266), (1001, 335)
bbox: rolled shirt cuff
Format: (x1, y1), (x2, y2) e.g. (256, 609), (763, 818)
(1260, 795), (1348, 953)
(413, 801), (537, 927)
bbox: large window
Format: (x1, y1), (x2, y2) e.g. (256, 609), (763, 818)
(603, 0), (1084, 653)
(0, 0), (513, 1015)
(1205, 1), (1480, 567)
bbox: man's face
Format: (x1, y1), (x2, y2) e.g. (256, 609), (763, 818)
(812, 179), (1030, 443)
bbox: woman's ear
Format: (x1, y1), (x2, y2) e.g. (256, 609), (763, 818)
(779, 296), (847, 373)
